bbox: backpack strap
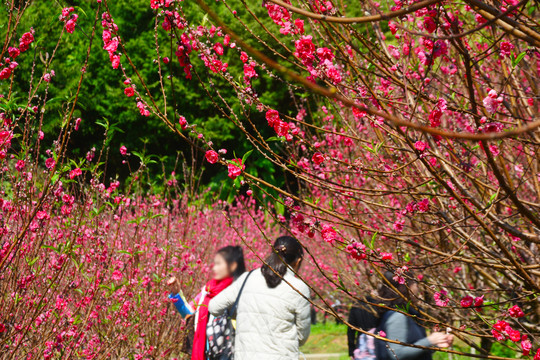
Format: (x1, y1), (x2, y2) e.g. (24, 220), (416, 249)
(230, 270), (254, 316)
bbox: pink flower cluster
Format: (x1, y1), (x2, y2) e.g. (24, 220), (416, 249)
(60, 7), (78, 34)
(265, 3), (304, 35)
(460, 295), (484, 308)
(483, 89), (503, 114)
(227, 158), (245, 179)
(345, 241), (367, 261)
(321, 224), (337, 244)
(101, 13), (121, 69)
(265, 109), (291, 139)
(175, 33), (193, 79)
(0, 31), (34, 80)
(434, 289), (450, 307)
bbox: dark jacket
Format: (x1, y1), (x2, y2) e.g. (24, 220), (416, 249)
(347, 298), (379, 356)
(375, 309), (432, 360)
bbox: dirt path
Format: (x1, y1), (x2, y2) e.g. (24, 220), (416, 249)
(302, 354), (347, 359)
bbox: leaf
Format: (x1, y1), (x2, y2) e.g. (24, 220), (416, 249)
(361, 144), (376, 154)
(512, 51), (526, 68)
(274, 200), (285, 215)
(241, 149), (253, 165)
(337, 275), (346, 291)
(370, 232), (378, 250)
(487, 192), (498, 205)
(26, 256), (39, 266)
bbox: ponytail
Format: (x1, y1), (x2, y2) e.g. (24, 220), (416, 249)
(261, 236), (304, 288)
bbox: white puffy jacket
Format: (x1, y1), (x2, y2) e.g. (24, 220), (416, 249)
(209, 268), (311, 360)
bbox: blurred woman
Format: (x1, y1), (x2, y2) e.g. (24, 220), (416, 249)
(209, 236), (311, 360)
(347, 295), (379, 360)
(167, 245), (246, 360)
(375, 271), (453, 360)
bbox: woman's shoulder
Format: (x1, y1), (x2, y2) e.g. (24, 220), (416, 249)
(237, 268), (261, 284)
(283, 271), (310, 297)
(385, 310), (409, 326)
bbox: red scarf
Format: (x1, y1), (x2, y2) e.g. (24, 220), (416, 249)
(192, 277), (233, 360)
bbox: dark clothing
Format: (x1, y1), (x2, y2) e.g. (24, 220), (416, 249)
(347, 299), (379, 356)
(375, 310), (432, 360)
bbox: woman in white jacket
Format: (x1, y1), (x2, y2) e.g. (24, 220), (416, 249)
(209, 236), (311, 360)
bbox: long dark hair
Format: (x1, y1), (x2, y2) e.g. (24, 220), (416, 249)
(261, 236), (304, 288)
(378, 270), (415, 310)
(216, 245), (246, 280)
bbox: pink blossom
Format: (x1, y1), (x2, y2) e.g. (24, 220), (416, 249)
(120, 146), (127, 156)
(69, 168), (82, 179)
(489, 144), (500, 157)
(392, 219), (404, 232)
(521, 340), (532, 356)
(460, 295), (473, 307)
(213, 42), (224, 56)
(45, 158), (56, 169)
(265, 109), (280, 127)
(346, 242), (366, 261)
(492, 329), (504, 341)
(294, 36), (316, 66)
(434, 290), (450, 307)
(493, 320), (508, 332)
(316, 47), (334, 62)
(325, 65), (342, 84)
(423, 17), (437, 33)
(483, 89), (503, 114)
(414, 141), (427, 152)
(240, 52), (248, 63)
(104, 38), (118, 54)
(294, 19), (304, 33)
(178, 116), (188, 129)
(508, 305), (525, 318)
(205, 150), (219, 164)
(499, 41), (514, 58)
(321, 224), (337, 244)
(312, 152), (325, 165)
(0, 68), (12, 80)
(265, 3), (291, 26)
(36, 211), (50, 220)
(243, 64), (257, 82)
(65, 15), (78, 34)
(227, 159), (245, 179)
(274, 121), (289, 137)
(124, 87), (135, 97)
(474, 295), (484, 307)
(111, 270), (123, 281)
(15, 160), (25, 171)
(110, 54), (121, 69)
(417, 198), (429, 213)
(505, 326), (521, 342)
(137, 102), (150, 117)
(381, 252), (393, 261)
(8, 47), (20, 59)
(388, 45), (400, 59)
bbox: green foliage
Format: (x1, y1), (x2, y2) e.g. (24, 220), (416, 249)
(1, 0), (291, 198)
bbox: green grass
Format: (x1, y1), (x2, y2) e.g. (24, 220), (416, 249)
(301, 322), (349, 359)
(301, 323), (519, 360)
